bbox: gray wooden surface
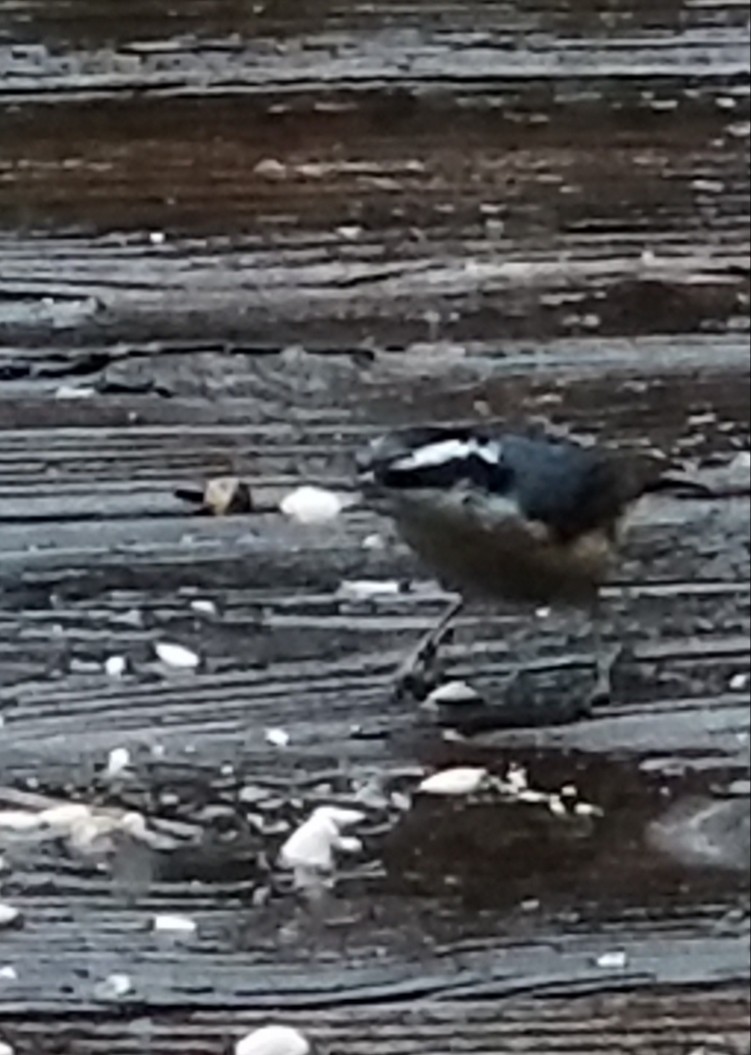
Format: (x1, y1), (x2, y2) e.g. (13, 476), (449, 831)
(0, 1), (749, 1052)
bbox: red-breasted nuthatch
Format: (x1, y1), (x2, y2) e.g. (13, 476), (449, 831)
(357, 424), (709, 707)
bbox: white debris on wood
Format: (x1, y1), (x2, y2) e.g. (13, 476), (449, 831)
(152, 913), (197, 937)
(336, 224), (363, 241)
(235, 1025), (310, 1055)
(265, 728), (291, 749)
(253, 157), (289, 181)
(547, 795), (568, 818)
(279, 485), (344, 524)
(55, 384), (96, 400)
(0, 1040), (14, 1055)
(729, 672), (750, 692)
(413, 760), (605, 819)
(155, 641), (200, 669)
(0, 905), (21, 930)
(0, 811), (44, 834)
(514, 788), (549, 805)
(39, 804), (94, 831)
(426, 680), (482, 706)
(0, 801), (151, 860)
(337, 579), (401, 601)
(418, 767), (489, 797)
(279, 806), (365, 877)
(0, 966), (17, 981)
(104, 655), (128, 678)
(148, 230), (166, 245)
(595, 949), (629, 970)
(574, 802), (605, 819)
(362, 533), (385, 550)
(64, 809), (147, 857)
(390, 791), (412, 813)
(334, 836), (363, 855)
(505, 763), (528, 792)
(104, 747), (132, 780)
(190, 598), (218, 616)
(95, 972), (133, 1000)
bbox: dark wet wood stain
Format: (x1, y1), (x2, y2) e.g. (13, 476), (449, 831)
(0, 1), (749, 1053)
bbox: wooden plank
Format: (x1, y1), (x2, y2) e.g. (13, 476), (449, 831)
(0, 1), (748, 1052)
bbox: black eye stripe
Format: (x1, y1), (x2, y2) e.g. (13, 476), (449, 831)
(381, 452), (514, 493)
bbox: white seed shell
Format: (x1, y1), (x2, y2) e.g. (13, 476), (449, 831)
(419, 767), (489, 796)
(426, 681), (482, 706)
(235, 1025), (311, 1055)
(104, 747), (132, 779)
(155, 642), (200, 669)
(152, 913), (197, 936)
(105, 655), (127, 678)
(596, 950), (629, 970)
(279, 486), (343, 524)
(337, 579), (401, 601)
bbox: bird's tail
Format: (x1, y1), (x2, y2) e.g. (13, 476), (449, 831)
(639, 473), (716, 499)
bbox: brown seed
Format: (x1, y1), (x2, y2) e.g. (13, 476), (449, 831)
(175, 477), (253, 516)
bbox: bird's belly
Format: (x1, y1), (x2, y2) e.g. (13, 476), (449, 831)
(399, 514), (616, 606)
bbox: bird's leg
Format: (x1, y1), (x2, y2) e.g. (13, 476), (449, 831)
(585, 597), (623, 711)
(394, 597), (465, 701)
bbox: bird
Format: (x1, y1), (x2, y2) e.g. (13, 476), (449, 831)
(356, 422), (711, 711)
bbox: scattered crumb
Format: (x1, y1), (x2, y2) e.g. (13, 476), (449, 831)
(336, 225), (363, 240)
(426, 681), (482, 706)
(280, 485), (344, 525)
(235, 1025), (310, 1055)
(574, 802), (605, 819)
(155, 642), (200, 669)
(205, 477), (253, 515)
(279, 806), (365, 876)
(55, 385), (95, 400)
(0, 811), (45, 833)
(337, 579), (401, 601)
(254, 157), (289, 181)
(104, 747), (132, 780)
(95, 973), (133, 1000)
(0, 905), (22, 931)
(104, 655), (128, 678)
(152, 913), (197, 937)
(505, 764), (528, 792)
(418, 767), (489, 796)
(175, 477), (252, 516)
(595, 949), (629, 970)
(265, 728), (291, 749)
(547, 795), (568, 818)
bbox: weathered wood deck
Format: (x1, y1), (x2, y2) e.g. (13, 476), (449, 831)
(0, 1), (749, 1052)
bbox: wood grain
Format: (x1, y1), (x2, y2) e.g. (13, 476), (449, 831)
(0, 1), (748, 1052)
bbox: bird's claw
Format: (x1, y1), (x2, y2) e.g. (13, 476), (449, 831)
(585, 643), (623, 711)
(392, 645), (443, 702)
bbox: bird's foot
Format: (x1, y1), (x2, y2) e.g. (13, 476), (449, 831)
(392, 639), (445, 702)
(392, 598), (464, 703)
(584, 644), (624, 712)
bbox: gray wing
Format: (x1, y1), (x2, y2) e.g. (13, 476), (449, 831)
(501, 434), (628, 540)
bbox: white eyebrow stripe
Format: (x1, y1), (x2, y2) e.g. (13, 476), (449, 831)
(391, 437), (502, 472)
